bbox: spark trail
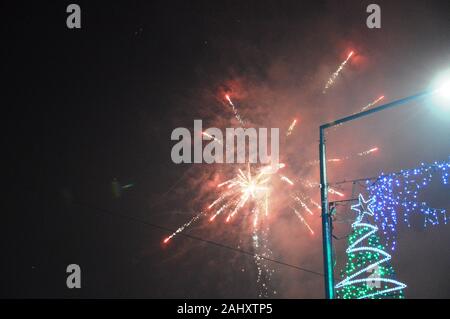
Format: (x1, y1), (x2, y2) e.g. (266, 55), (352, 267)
(163, 211), (205, 244)
(286, 119), (298, 136)
(292, 195), (314, 215)
(292, 208), (314, 235)
(323, 51), (354, 94)
(225, 94), (245, 126)
(253, 227), (276, 298)
(302, 180), (345, 198)
(361, 95), (385, 112)
(305, 147), (379, 167)
(328, 188), (345, 197)
(202, 131), (223, 145)
(332, 95), (385, 132)
(358, 147), (379, 157)
(280, 175), (295, 186)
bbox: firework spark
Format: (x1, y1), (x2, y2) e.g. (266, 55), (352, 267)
(305, 146), (379, 166)
(361, 95), (385, 112)
(328, 187), (345, 197)
(163, 211), (204, 244)
(301, 180), (345, 198)
(332, 95), (385, 132)
(292, 195), (314, 215)
(309, 198), (322, 210)
(280, 175), (295, 186)
(259, 163), (285, 175)
(286, 119), (298, 136)
(202, 131), (223, 145)
(358, 147), (379, 156)
(323, 51), (354, 93)
(252, 228), (275, 297)
(225, 94), (245, 126)
(292, 208), (314, 235)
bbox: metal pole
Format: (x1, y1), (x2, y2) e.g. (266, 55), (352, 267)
(318, 89), (432, 299)
(319, 126), (334, 299)
(321, 90), (431, 129)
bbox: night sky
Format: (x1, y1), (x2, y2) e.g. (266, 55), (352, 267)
(3, 0), (450, 298)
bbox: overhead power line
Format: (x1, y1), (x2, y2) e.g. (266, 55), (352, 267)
(73, 201), (324, 277)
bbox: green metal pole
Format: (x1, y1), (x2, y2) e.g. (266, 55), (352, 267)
(318, 90), (432, 299)
(319, 126), (334, 299)
(321, 91), (431, 130)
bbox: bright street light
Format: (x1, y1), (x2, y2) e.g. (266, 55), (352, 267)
(432, 70), (450, 106)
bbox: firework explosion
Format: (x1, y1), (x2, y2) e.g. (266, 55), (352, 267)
(209, 164), (270, 225)
(163, 121), (320, 245)
(163, 49), (381, 297)
(164, 114), (320, 296)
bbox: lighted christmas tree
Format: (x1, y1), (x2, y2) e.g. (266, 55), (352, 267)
(335, 194), (407, 299)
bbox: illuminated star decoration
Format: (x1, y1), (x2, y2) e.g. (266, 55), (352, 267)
(351, 193), (376, 223)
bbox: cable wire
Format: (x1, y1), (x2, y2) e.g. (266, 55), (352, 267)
(73, 201), (324, 277)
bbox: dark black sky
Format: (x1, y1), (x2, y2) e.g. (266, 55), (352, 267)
(3, 0), (450, 298)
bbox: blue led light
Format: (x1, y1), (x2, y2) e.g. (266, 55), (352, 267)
(366, 158), (450, 251)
